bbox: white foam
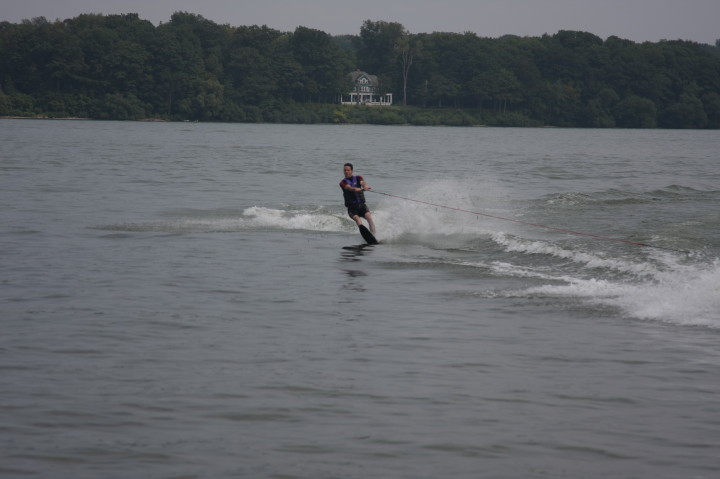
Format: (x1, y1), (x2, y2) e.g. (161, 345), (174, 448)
(455, 233), (720, 328)
(242, 206), (346, 232)
(500, 245), (720, 328)
(609, 260), (720, 327)
(102, 207), (350, 233)
(492, 232), (662, 278)
(370, 179), (514, 241)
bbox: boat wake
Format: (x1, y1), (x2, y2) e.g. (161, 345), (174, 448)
(483, 234), (720, 328)
(94, 183), (720, 327)
(95, 206), (350, 234)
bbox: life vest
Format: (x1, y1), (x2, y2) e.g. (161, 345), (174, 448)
(340, 175), (366, 207)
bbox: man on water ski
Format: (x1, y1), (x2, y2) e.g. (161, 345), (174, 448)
(340, 163), (376, 234)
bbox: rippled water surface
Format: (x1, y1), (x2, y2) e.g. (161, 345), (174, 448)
(2, 120), (720, 478)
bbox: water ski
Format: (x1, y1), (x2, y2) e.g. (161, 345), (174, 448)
(358, 224), (378, 245)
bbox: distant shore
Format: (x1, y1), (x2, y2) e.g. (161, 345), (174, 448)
(0, 116), (169, 122)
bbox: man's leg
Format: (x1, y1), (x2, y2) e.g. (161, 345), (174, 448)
(364, 212), (376, 234)
(351, 214), (363, 227)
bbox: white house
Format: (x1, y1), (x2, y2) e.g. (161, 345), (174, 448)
(339, 70), (393, 106)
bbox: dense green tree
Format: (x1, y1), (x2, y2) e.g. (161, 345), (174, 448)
(289, 26), (351, 103)
(225, 25), (286, 107)
(1, 13), (719, 127)
(356, 20), (404, 80)
(614, 95), (657, 128)
(469, 68), (521, 112)
(702, 92), (720, 128)
(660, 93), (708, 128)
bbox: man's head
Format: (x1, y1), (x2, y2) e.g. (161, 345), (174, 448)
(343, 163), (354, 178)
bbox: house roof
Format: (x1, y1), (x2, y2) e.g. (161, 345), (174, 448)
(348, 70), (378, 86)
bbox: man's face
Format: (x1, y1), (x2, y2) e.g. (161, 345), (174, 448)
(344, 165), (353, 178)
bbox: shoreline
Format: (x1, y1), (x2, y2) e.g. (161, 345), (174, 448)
(0, 116), (170, 122)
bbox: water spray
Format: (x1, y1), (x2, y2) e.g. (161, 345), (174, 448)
(369, 190), (688, 254)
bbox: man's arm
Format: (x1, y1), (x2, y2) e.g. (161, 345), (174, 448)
(359, 177), (371, 191)
(341, 177), (366, 193)
(341, 179), (360, 192)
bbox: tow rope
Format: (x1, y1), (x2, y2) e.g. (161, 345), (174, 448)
(368, 190), (686, 253)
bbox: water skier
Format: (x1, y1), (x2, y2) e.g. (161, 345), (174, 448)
(340, 163), (376, 235)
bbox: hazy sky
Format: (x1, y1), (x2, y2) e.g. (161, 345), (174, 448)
(3, 0), (719, 44)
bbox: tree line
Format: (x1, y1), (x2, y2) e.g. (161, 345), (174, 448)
(1, 12), (719, 128)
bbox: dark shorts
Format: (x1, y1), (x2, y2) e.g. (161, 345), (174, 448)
(347, 203), (369, 218)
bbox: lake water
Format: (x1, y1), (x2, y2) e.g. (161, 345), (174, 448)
(1, 119), (719, 478)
